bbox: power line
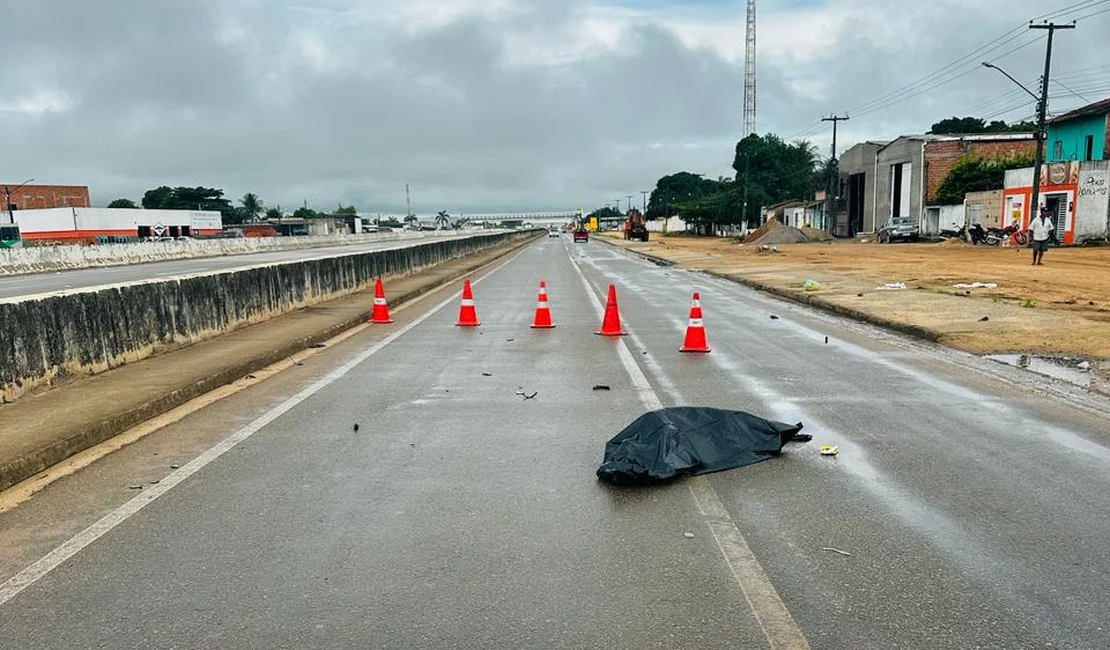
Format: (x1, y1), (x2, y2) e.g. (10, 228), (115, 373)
(1051, 78), (1094, 102)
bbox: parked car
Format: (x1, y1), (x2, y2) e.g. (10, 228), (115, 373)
(573, 228), (589, 243)
(878, 217), (920, 243)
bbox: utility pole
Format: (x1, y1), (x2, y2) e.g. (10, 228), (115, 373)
(1028, 21), (1075, 228)
(405, 183), (412, 218)
(641, 190), (649, 214)
(822, 115), (849, 232)
(626, 195), (634, 213)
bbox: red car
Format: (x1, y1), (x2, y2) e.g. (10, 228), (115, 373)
(573, 228), (589, 243)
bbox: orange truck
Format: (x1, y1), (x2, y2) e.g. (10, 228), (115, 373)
(623, 209), (649, 242)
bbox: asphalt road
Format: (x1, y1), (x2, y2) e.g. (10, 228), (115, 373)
(1, 235), (1108, 649)
(0, 232), (479, 300)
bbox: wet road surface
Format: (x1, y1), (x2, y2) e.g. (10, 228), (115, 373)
(0, 236), (1107, 649)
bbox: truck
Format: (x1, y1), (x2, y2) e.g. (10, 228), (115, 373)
(623, 209), (649, 242)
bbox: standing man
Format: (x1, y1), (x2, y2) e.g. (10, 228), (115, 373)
(1029, 206), (1055, 266)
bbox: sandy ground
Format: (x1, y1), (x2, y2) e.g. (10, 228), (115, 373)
(602, 233), (1110, 361)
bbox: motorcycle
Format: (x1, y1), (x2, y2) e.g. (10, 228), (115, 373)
(984, 224), (1028, 246)
(968, 224), (989, 245)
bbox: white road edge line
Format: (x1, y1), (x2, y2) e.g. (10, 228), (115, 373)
(568, 252), (811, 650)
(0, 249), (526, 607)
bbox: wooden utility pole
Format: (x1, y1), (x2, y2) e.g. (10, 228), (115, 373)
(1028, 21), (1075, 229)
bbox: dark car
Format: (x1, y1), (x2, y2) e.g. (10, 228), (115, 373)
(573, 228), (589, 243)
(878, 217), (920, 243)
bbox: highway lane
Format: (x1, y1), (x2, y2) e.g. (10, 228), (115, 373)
(1, 235), (1108, 648)
(0, 231), (480, 300)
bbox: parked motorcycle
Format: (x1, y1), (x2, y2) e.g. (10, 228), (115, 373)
(968, 224), (989, 245)
(984, 224), (1028, 246)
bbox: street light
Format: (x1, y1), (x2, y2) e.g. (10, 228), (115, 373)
(3, 178), (35, 225)
(981, 62), (1040, 102)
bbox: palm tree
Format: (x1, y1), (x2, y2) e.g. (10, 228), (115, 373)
(240, 193), (264, 222)
(435, 211), (451, 230)
(264, 207), (283, 221)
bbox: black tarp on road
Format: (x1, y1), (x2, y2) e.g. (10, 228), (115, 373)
(596, 407), (810, 485)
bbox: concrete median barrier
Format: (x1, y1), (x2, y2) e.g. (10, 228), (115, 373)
(1, 231), (538, 404)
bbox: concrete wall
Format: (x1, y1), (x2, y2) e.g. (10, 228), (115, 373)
(965, 189), (1003, 229)
(923, 137), (1035, 202)
(1075, 160), (1110, 241)
(0, 230), (536, 403)
(838, 142), (885, 233)
(0, 229), (474, 275)
(875, 138), (925, 229)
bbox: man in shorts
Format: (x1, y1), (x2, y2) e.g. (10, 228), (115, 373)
(1029, 207), (1054, 266)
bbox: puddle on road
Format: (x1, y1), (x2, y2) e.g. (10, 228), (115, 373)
(983, 354), (1093, 388)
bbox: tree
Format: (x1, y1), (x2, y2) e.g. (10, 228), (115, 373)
(264, 207), (283, 220)
(107, 198), (137, 209)
(728, 134), (820, 227)
(587, 206), (622, 222)
(293, 206), (319, 219)
(933, 153), (1035, 204)
(403, 214), (418, 225)
(335, 205), (357, 215)
(141, 185), (238, 222)
(645, 172), (724, 219)
(240, 193), (264, 222)
(929, 116), (1039, 135)
(381, 217), (403, 228)
(435, 210), (451, 229)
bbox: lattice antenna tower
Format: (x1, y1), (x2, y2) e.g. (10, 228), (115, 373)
(742, 0), (757, 138)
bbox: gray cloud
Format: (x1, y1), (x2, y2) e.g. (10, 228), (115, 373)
(1, 0), (1107, 214)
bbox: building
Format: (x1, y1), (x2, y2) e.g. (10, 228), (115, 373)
(873, 133), (1036, 236)
(964, 189), (1004, 229)
(1002, 159), (1110, 244)
(836, 141), (888, 236)
(11, 208), (222, 244)
(1046, 97), (1110, 162)
(2, 183), (90, 214)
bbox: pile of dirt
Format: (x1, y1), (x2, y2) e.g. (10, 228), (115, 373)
(747, 218), (809, 246)
(802, 228), (832, 242)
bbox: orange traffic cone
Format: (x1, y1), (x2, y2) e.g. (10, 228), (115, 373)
(595, 284), (627, 336)
(456, 278), (480, 327)
(531, 280), (555, 328)
(369, 277), (393, 324)
(680, 292), (710, 353)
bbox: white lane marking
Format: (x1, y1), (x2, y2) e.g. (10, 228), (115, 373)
(0, 250), (525, 607)
(568, 251), (810, 650)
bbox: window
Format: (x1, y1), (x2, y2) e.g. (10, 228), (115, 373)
(1053, 140), (1063, 160)
(1085, 135), (1095, 161)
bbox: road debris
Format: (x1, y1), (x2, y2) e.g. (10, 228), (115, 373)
(482, 372), (493, 377)
(506, 338), (515, 342)
(597, 407), (810, 485)
(769, 314), (780, 320)
(310, 343), (327, 349)
(295, 362), (304, 366)
(979, 316), (990, 322)
(684, 532), (695, 539)
(170, 464), (180, 470)
(353, 423), (360, 432)
(819, 445), (840, 456)
(245, 374), (257, 380)
(824, 336), (829, 344)
(954, 282), (998, 289)
(802, 279), (822, 292)
(877, 282), (907, 290)
(522, 391), (538, 400)
(592, 384), (611, 391)
(128, 484), (142, 490)
(822, 547), (852, 557)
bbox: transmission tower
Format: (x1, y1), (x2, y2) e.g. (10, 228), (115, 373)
(742, 0), (757, 138)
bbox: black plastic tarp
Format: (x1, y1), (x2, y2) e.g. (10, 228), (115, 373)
(596, 407), (810, 485)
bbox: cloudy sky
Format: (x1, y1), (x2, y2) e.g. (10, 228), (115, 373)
(2, 0), (1108, 215)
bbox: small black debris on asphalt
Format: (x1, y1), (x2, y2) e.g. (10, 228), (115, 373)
(769, 315), (780, 320)
(150, 480), (160, 485)
(353, 423), (360, 432)
(593, 384), (611, 391)
(522, 391), (538, 400)
(824, 336), (829, 344)
(979, 316), (990, 322)
(482, 372), (493, 377)
(295, 362), (304, 366)
(857, 293), (864, 297)
(170, 464), (180, 469)
(128, 485), (143, 490)
(409, 442), (416, 447)
(506, 338), (515, 342)
(1089, 301), (1096, 306)
(310, 343), (327, 348)
(246, 374), (257, 379)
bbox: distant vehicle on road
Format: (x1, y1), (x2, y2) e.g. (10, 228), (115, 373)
(573, 228), (589, 243)
(623, 209), (649, 242)
(878, 217), (919, 243)
(548, 228), (560, 237)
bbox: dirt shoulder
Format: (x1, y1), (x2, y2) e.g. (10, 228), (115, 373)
(602, 233), (1110, 361)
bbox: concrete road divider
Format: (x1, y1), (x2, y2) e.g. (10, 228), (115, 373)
(0, 231), (538, 404)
